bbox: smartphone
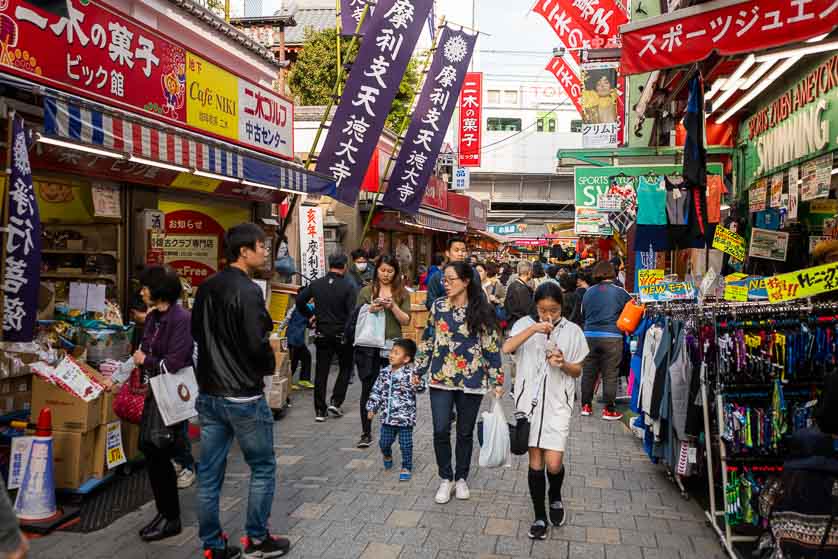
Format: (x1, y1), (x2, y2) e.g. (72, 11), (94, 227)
(546, 340), (558, 357)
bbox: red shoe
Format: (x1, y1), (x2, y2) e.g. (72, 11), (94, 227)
(581, 404), (593, 417)
(602, 408), (623, 421)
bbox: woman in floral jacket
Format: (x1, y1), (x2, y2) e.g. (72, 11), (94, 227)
(415, 261), (504, 505)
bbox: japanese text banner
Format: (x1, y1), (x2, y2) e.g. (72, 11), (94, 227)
(620, 0), (838, 75)
(382, 27), (477, 214)
(532, 0), (592, 61)
(546, 57), (583, 116)
(316, 0), (435, 207)
(4, 116), (41, 342)
(555, 0), (627, 40)
(458, 72), (482, 167)
(341, 0), (376, 36)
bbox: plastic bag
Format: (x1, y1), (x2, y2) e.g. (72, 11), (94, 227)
(354, 304), (386, 348)
(478, 399), (511, 468)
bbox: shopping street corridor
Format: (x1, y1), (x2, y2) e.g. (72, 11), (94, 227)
(29, 376), (725, 559)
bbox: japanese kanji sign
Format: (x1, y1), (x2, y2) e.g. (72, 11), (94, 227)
(620, 0), (838, 75)
(1, 0), (294, 160)
(533, 0), (594, 55)
(458, 72), (482, 167)
(382, 26), (477, 214)
(299, 206), (326, 285)
(559, 0), (628, 40)
(638, 281), (696, 303)
(712, 226), (746, 261)
(317, 0), (434, 206)
(767, 261), (838, 303)
(3, 115), (41, 342)
(341, 0), (376, 36)
(546, 57), (583, 116)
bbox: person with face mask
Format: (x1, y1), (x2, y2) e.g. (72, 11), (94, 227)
(347, 249), (373, 291)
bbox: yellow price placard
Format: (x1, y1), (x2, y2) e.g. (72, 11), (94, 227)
(638, 269), (664, 288)
(724, 284), (748, 302)
(712, 227), (746, 261)
(725, 273), (748, 283)
(766, 261), (838, 303)
(105, 421), (127, 469)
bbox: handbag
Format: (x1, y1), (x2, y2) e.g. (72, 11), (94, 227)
(113, 367), (147, 424)
(149, 360), (199, 426)
(139, 392), (178, 451)
(354, 304), (386, 349)
(509, 360), (549, 456)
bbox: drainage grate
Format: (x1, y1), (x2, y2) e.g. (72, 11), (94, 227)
(61, 466), (153, 533)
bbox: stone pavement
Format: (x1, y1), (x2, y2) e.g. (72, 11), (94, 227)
(30, 374), (726, 559)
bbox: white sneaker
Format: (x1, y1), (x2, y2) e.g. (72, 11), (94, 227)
(455, 479), (470, 500)
(176, 467), (196, 489)
(435, 480), (455, 504)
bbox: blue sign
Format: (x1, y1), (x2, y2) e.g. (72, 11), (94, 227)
(638, 281), (696, 303)
(488, 224), (522, 235)
(728, 276), (768, 300)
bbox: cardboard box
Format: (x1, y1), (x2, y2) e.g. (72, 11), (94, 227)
(87, 371), (118, 425)
(410, 291), (427, 306)
(267, 377), (288, 410)
(92, 424), (107, 479)
(0, 375), (32, 396)
(275, 351), (289, 377)
(52, 429), (96, 489)
(122, 422), (141, 461)
(31, 376), (102, 433)
(411, 310), (429, 328)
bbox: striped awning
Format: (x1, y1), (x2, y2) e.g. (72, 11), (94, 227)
(43, 96), (335, 196)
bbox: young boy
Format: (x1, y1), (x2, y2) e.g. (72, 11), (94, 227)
(366, 338), (418, 481)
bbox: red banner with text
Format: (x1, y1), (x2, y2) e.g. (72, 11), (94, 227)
(546, 57), (583, 116)
(458, 72), (482, 168)
(621, 0), (838, 75)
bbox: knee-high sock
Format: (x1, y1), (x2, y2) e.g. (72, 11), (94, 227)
(547, 466), (565, 504)
(528, 468), (547, 520)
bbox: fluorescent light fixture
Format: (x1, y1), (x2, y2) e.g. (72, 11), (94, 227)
(807, 33), (830, 43)
(755, 40), (838, 63)
(740, 60), (778, 90)
(36, 134), (124, 159)
(832, 168), (838, 176)
(128, 155), (190, 173)
(241, 179), (279, 190)
(710, 55), (755, 113)
(717, 55), (803, 124)
(194, 170), (232, 181)
(705, 79), (725, 101)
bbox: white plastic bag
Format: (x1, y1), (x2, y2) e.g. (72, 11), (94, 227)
(354, 304), (386, 348)
(478, 399), (511, 468)
(149, 361), (199, 426)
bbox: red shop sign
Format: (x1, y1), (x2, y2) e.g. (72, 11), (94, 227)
(621, 0), (838, 75)
(546, 57), (583, 116)
(2, 0), (187, 122)
(458, 72), (482, 168)
(421, 174), (448, 211)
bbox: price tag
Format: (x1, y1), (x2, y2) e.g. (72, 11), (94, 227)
(724, 284), (748, 302)
(712, 226), (746, 261)
(105, 421), (127, 469)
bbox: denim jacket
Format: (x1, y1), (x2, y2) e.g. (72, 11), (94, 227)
(366, 365), (417, 427)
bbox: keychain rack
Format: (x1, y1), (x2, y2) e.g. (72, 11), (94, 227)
(642, 297), (836, 559)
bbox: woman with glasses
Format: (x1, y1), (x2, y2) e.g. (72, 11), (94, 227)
(502, 282), (589, 540)
(415, 261), (503, 505)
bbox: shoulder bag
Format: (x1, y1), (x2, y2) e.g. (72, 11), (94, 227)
(113, 366), (147, 424)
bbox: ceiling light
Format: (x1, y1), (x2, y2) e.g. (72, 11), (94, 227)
(705, 79), (725, 101)
(806, 33), (831, 43)
(36, 134), (124, 159)
(717, 55), (803, 124)
(709, 55), (755, 113)
(740, 60), (778, 90)
(194, 170), (232, 181)
(128, 155), (190, 173)
(241, 179), (279, 190)
(755, 40), (838, 63)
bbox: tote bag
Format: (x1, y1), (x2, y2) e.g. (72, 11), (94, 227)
(354, 304), (386, 349)
(149, 360), (199, 426)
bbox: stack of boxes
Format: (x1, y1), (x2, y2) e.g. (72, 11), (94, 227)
(266, 338), (292, 411)
(402, 291), (429, 344)
(30, 364), (141, 489)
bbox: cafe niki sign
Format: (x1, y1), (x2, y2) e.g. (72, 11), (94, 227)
(745, 54), (838, 179)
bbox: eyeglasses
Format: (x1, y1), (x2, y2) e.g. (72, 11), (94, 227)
(442, 277), (462, 284)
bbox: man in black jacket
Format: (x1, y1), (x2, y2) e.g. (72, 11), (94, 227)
(296, 253), (356, 422)
(192, 223), (289, 559)
(505, 260), (534, 326)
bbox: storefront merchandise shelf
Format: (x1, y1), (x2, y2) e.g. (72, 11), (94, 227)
(42, 250), (119, 258)
(41, 273), (117, 282)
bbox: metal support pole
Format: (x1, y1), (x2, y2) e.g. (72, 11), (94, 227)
(359, 17), (446, 242)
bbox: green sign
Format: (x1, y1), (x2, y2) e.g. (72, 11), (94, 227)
(574, 164), (724, 236)
(740, 53), (838, 182)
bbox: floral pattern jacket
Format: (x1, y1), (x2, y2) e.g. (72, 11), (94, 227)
(415, 298), (504, 394)
(366, 365), (417, 427)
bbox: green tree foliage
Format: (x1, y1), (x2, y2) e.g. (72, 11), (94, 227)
(288, 27), (422, 131)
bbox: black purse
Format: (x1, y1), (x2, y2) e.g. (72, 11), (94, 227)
(139, 392), (178, 451)
(508, 361), (548, 456)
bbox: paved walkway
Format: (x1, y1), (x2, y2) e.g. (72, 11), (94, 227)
(30, 375), (725, 559)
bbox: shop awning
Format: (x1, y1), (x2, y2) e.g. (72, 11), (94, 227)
(42, 96), (335, 197)
(620, 0), (838, 75)
(472, 229), (508, 244)
(408, 208), (467, 234)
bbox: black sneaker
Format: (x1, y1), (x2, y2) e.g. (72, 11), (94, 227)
(528, 519), (548, 540)
(204, 541), (242, 559)
(357, 434), (372, 448)
(242, 534), (290, 558)
(549, 501), (566, 527)
(327, 405), (344, 417)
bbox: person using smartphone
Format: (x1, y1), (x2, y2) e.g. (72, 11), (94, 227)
(502, 282), (589, 541)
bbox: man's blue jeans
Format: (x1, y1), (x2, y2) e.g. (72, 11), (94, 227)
(197, 394), (276, 550)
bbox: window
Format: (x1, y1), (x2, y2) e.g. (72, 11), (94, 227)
(503, 90), (519, 105)
(571, 119), (583, 133)
(536, 119), (544, 132)
(548, 119), (556, 132)
(487, 90), (501, 104)
(487, 118), (522, 132)
(537, 116), (557, 133)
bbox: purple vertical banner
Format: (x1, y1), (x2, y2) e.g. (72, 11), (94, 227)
(382, 27), (477, 214)
(3, 115), (41, 342)
(341, 0), (375, 37)
(317, 0), (435, 207)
